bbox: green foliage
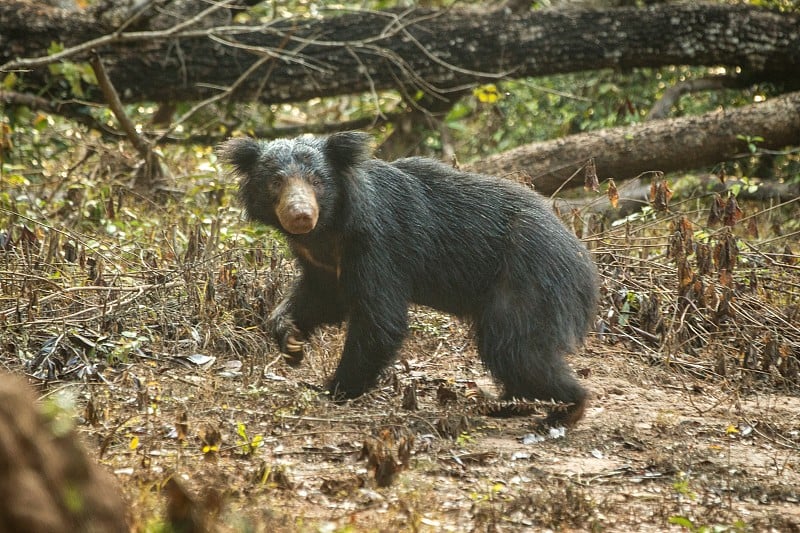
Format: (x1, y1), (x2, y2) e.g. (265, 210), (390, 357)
(727, 176), (760, 197)
(47, 42), (97, 99)
(668, 515), (748, 532)
(445, 66), (766, 164)
(3, 72), (18, 90)
(736, 134), (764, 155)
(746, 0), (800, 12)
(672, 473), (698, 501)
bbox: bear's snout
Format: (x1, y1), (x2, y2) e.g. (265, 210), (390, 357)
(276, 176), (319, 234)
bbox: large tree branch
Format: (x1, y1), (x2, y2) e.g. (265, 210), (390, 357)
(468, 91), (800, 195)
(1, 2), (798, 105)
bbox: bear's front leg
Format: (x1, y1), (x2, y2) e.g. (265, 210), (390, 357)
(269, 269), (346, 366)
(328, 303), (408, 399)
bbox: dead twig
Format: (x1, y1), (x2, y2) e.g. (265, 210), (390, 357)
(90, 52), (163, 188)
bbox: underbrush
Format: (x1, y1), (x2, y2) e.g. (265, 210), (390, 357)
(1, 140), (798, 531)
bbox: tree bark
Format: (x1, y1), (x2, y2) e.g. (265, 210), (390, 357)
(468, 91), (800, 195)
(1, 2), (798, 105)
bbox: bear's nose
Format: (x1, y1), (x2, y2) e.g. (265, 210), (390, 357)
(276, 176), (319, 234)
(285, 204), (318, 234)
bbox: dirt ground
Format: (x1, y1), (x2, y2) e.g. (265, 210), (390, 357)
(19, 310), (795, 532)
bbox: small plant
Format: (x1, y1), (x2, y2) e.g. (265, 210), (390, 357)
(47, 42), (97, 98)
(668, 515), (748, 532)
(727, 176), (759, 197)
(616, 290), (640, 327)
(469, 481), (505, 503)
(668, 472), (748, 532)
(235, 422), (263, 456)
(611, 205), (656, 227)
(456, 432), (474, 446)
(736, 134), (764, 155)
(672, 472), (697, 501)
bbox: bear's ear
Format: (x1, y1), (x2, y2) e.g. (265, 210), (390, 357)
(217, 138), (261, 175)
(323, 131), (372, 174)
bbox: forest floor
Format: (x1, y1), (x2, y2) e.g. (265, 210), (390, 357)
(77, 326), (800, 532)
(63, 324), (800, 532)
(1, 144), (798, 532)
(8, 312), (798, 532)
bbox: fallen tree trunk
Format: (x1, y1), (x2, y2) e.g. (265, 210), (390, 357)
(1, 2), (798, 105)
(468, 91), (800, 195)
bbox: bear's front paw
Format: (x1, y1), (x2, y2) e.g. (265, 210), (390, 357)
(279, 327), (305, 367)
(268, 305), (305, 366)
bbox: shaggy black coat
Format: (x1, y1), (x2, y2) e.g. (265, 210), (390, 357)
(220, 131), (598, 426)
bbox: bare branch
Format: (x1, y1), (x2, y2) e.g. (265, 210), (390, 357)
(90, 53), (150, 155)
(153, 52), (273, 143)
(647, 75), (753, 120)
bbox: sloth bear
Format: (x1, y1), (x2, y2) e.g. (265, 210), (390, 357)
(220, 132), (598, 426)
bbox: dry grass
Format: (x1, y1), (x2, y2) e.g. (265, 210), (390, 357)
(0, 143), (798, 531)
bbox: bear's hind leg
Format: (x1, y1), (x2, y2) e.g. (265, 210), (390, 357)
(476, 304), (588, 427)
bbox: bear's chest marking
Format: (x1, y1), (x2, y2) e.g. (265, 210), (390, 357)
(292, 241), (342, 280)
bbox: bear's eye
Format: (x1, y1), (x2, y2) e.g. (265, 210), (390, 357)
(266, 174), (285, 192)
(310, 177), (322, 187)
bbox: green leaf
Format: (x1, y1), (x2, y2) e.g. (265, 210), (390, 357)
(668, 515), (695, 528)
(2, 72), (18, 90)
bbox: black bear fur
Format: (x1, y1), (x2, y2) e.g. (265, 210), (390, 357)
(219, 131), (598, 426)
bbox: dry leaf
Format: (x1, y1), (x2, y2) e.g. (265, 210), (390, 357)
(713, 229), (738, 273)
(176, 411), (188, 443)
(718, 269), (734, 288)
(649, 178), (672, 212)
(696, 243), (712, 275)
(436, 384), (458, 405)
(401, 384), (418, 411)
(361, 430), (412, 488)
(607, 178), (619, 208)
(722, 194), (743, 227)
(572, 208), (583, 239)
(669, 216), (693, 260)
(707, 193), (724, 226)
(677, 258), (694, 296)
(584, 158), (599, 192)
(747, 217), (759, 238)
